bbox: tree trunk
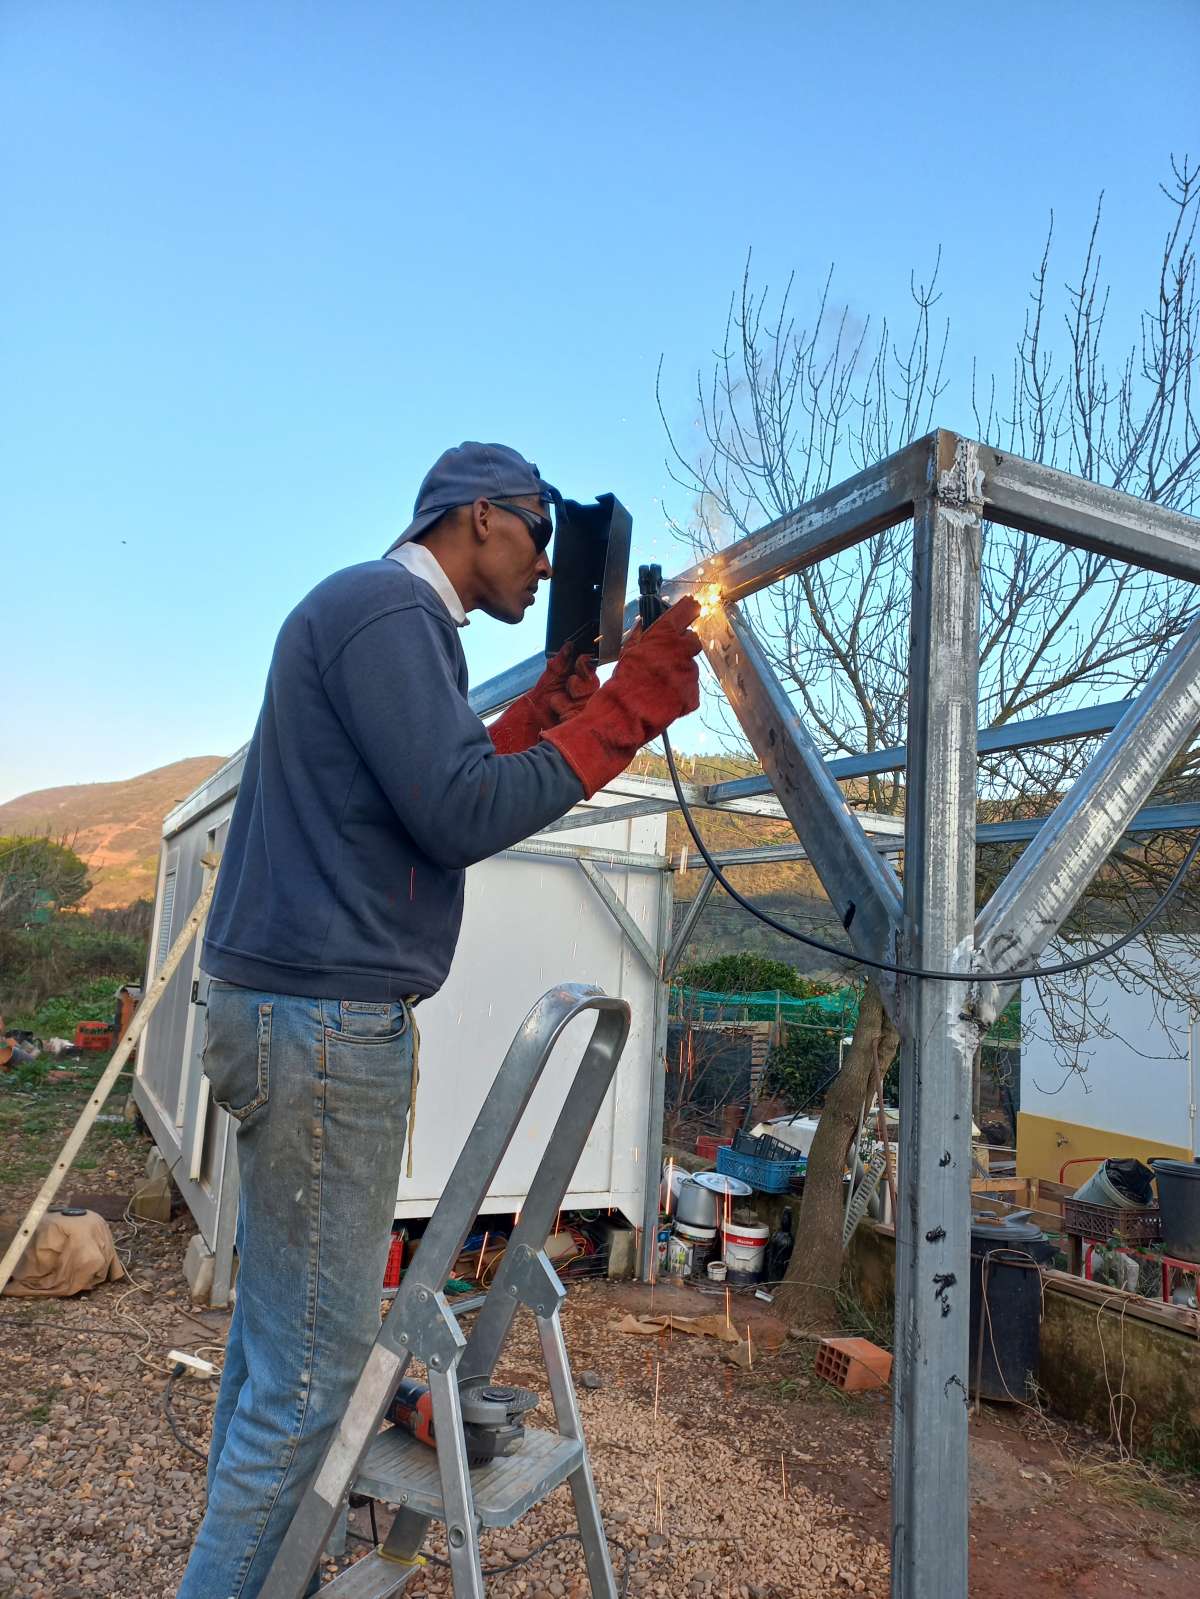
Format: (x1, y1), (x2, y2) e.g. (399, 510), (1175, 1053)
(774, 981), (900, 1328)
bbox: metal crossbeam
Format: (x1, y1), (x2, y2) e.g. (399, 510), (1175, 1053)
(664, 437), (928, 605)
(981, 445), (1200, 584)
(973, 613), (1200, 1024)
(576, 860), (660, 975)
(706, 696), (1131, 801)
(665, 871), (717, 973)
(663, 800), (1200, 874)
(699, 602), (905, 1012)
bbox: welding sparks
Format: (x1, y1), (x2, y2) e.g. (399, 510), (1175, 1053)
(653, 1360), (661, 1423)
(695, 582), (724, 619)
(781, 1454), (788, 1499)
(746, 1324), (753, 1369)
(725, 1286), (731, 1330)
(476, 1231), (489, 1279)
(664, 1156), (675, 1215)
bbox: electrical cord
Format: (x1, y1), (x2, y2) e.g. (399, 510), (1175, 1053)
(349, 1523), (638, 1592)
(163, 1364), (209, 1463)
(662, 730), (1200, 984)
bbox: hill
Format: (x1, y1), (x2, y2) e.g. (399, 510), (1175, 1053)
(0, 757), (228, 908)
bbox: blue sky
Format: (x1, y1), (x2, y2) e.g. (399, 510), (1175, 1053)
(3, 1), (1197, 802)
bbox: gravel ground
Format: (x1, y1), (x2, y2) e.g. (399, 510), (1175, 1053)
(3, 1074), (1199, 1598)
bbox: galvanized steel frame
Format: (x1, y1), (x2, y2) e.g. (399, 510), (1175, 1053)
(481, 428), (1200, 1599)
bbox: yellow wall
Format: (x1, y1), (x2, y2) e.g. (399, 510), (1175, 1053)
(1017, 1111), (1191, 1188)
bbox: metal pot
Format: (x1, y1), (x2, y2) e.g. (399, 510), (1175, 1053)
(674, 1177), (719, 1229)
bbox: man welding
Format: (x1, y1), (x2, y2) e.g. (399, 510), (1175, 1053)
(176, 442), (701, 1598)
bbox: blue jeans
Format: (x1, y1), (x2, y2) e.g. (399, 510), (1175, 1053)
(176, 982), (415, 1599)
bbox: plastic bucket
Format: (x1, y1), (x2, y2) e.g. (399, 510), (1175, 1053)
(707, 1260), (727, 1282)
(1073, 1160), (1154, 1209)
(721, 1219), (768, 1284)
(1151, 1159), (1200, 1264)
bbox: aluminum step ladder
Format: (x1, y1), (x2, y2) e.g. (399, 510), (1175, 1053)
(259, 983), (632, 1599)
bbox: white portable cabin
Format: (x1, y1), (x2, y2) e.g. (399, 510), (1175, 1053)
(135, 751), (671, 1305)
(1018, 938), (1200, 1186)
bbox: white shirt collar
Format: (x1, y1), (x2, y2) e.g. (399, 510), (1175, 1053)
(386, 542), (468, 627)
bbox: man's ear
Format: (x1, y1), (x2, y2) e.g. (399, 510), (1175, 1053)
(470, 498), (493, 544)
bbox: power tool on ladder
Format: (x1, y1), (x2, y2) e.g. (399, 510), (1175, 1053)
(387, 1377), (539, 1467)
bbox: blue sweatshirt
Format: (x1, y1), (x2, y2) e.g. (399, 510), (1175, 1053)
(202, 559), (583, 1000)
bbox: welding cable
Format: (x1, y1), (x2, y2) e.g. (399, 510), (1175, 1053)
(661, 729), (1200, 984)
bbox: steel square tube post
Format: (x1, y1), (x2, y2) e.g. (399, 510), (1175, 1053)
(892, 436), (983, 1599)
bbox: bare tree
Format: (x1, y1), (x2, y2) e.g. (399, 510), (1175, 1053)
(659, 158), (1200, 1325)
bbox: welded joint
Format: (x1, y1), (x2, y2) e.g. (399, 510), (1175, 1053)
(935, 434), (986, 511)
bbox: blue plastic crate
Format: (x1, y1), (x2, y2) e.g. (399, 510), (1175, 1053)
(717, 1143), (807, 1193)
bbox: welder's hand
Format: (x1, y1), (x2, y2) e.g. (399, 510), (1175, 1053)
(541, 598), (702, 796)
(541, 650), (599, 726)
(487, 644), (600, 755)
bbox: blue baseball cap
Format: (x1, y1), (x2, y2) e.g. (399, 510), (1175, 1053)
(384, 441), (559, 554)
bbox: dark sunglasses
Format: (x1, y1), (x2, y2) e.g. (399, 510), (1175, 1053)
(490, 497), (555, 555)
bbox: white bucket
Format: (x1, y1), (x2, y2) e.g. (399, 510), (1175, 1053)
(722, 1219), (769, 1283)
(707, 1260), (727, 1282)
(673, 1220), (717, 1244)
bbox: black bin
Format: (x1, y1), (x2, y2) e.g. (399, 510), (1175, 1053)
(969, 1215), (1055, 1403)
(1151, 1158), (1200, 1264)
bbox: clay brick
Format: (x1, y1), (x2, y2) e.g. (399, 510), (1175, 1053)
(814, 1336), (892, 1392)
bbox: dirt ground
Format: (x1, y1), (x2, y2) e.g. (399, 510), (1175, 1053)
(3, 1066), (1200, 1598)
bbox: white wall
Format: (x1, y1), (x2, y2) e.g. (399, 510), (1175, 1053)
(1021, 938), (1198, 1153)
(393, 799), (667, 1222)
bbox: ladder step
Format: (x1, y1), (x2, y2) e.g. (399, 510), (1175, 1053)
(354, 1426), (584, 1528)
(318, 1550), (420, 1598)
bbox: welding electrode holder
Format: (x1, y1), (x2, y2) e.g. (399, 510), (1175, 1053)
(638, 563), (666, 631)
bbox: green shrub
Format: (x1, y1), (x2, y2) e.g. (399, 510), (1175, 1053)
(0, 916), (145, 1024)
(673, 953), (833, 998)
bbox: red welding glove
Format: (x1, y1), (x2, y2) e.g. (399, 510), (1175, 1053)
(487, 644), (601, 755)
(541, 597), (702, 797)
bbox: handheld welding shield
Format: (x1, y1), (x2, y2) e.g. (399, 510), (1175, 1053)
(544, 493), (633, 666)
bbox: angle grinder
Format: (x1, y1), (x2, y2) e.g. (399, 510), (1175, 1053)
(386, 1376), (539, 1467)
